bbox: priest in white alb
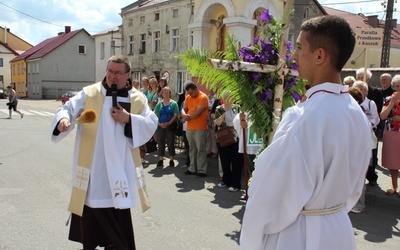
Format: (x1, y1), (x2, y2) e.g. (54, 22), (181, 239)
(51, 55), (158, 250)
(240, 16), (371, 249)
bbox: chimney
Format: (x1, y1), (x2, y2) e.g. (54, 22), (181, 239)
(391, 19), (398, 30)
(58, 32), (64, 36)
(367, 15), (378, 28)
(4, 27), (8, 44)
(65, 26), (71, 33)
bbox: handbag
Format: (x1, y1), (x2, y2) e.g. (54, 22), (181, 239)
(175, 120), (183, 136)
(216, 126), (236, 148)
(167, 121), (177, 131)
(146, 136), (157, 153)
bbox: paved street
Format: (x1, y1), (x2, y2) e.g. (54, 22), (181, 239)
(0, 98), (399, 249)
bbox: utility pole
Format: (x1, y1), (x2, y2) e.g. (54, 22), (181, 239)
(380, 0), (395, 67)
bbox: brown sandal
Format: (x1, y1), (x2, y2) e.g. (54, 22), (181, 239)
(386, 188), (398, 196)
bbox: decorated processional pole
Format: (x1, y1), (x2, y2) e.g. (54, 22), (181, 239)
(269, 0), (293, 144)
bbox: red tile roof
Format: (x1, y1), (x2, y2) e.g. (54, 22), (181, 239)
(0, 41), (19, 56)
(323, 6), (400, 48)
(10, 29), (89, 62)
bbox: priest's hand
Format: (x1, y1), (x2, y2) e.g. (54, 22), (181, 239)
(111, 103), (130, 123)
(57, 118), (70, 132)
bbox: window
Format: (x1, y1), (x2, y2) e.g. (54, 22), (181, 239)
(139, 33), (146, 54)
(131, 72), (141, 84)
(12, 64), (15, 75)
(36, 63), (39, 73)
(171, 28), (180, 52)
(128, 35), (134, 55)
(154, 12), (160, 21)
(153, 31), (161, 53)
(18, 63), (21, 74)
(172, 9), (178, 18)
(111, 40), (115, 56)
(128, 19), (133, 27)
(78, 44), (86, 54)
(27, 64), (30, 74)
(191, 5), (194, 15)
(100, 42), (105, 59)
(0, 58), (3, 67)
(176, 71), (189, 94)
(303, 8), (309, 19)
(190, 30), (194, 48)
(140, 16), (145, 23)
(0, 76), (3, 87)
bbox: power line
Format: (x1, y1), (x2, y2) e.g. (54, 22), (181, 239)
(0, 1), (63, 28)
(320, 0), (380, 5)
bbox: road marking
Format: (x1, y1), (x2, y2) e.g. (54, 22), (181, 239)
(17, 110), (35, 116)
(0, 109), (54, 117)
(27, 110), (52, 116)
(42, 111), (55, 116)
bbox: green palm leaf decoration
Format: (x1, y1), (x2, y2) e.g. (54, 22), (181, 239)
(177, 9), (306, 148)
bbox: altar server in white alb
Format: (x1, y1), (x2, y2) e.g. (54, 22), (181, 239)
(240, 16), (371, 249)
(51, 55), (158, 250)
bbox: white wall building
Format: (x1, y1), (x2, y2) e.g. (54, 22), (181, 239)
(92, 26), (123, 82)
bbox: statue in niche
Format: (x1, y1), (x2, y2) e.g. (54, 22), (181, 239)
(210, 15), (225, 51)
(254, 10), (264, 37)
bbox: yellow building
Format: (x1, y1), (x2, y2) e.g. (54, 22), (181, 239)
(1, 27), (33, 97)
(10, 59), (27, 97)
(191, 0), (284, 52)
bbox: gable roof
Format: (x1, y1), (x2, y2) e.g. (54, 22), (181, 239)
(0, 41), (19, 56)
(10, 28), (91, 62)
(121, 0), (170, 13)
(323, 6), (400, 48)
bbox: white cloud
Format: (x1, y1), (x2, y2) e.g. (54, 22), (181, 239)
(318, 0), (399, 21)
(0, 0), (133, 45)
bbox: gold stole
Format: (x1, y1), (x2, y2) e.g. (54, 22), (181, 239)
(68, 82), (151, 216)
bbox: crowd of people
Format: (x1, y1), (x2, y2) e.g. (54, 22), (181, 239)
(49, 14), (400, 249)
(345, 69), (400, 213)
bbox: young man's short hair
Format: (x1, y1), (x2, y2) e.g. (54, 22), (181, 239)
(301, 15), (355, 71)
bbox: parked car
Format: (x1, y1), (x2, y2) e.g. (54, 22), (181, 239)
(61, 91), (78, 104)
(0, 89), (6, 99)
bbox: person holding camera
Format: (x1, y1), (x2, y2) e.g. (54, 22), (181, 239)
(6, 85), (24, 119)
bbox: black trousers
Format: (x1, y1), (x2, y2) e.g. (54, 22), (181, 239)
(367, 148), (378, 183)
(218, 141), (242, 189)
(69, 206), (136, 250)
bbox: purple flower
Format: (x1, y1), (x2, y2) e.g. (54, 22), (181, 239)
(249, 72), (260, 82)
(268, 75), (275, 85)
(261, 42), (273, 54)
(261, 90), (272, 102)
(260, 10), (272, 23)
(284, 77), (297, 91)
(291, 62), (298, 70)
(292, 91), (302, 102)
(286, 53), (292, 61)
(253, 37), (259, 44)
(286, 41), (293, 51)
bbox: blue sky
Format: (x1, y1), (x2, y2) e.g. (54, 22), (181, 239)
(0, 0), (398, 46)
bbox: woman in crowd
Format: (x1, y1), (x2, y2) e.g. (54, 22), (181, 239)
(353, 80), (380, 188)
(141, 77), (149, 96)
(157, 77), (168, 102)
(380, 75), (400, 196)
(154, 86), (179, 168)
(343, 76), (356, 87)
(147, 77), (158, 110)
(214, 91), (241, 192)
(348, 85), (377, 214)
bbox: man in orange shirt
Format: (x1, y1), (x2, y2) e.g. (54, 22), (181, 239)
(181, 81), (209, 177)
